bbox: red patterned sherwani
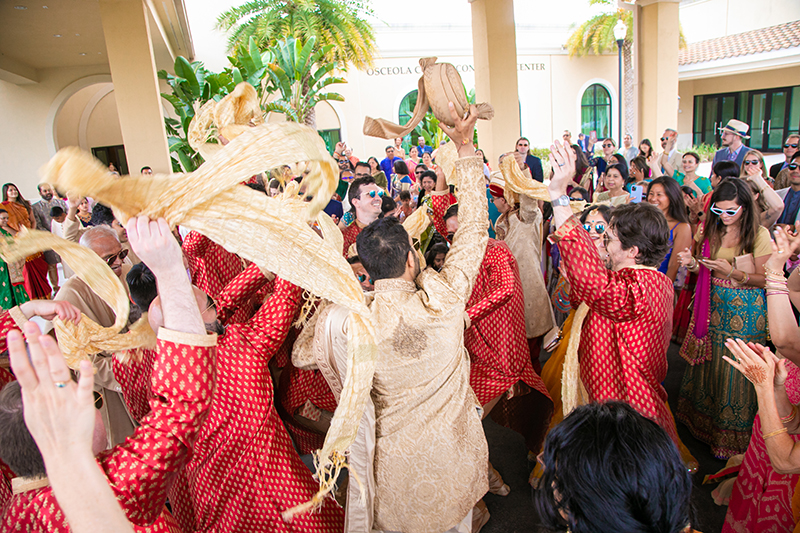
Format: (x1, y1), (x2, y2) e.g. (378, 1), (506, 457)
(340, 221), (364, 256)
(432, 193), (552, 451)
(549, 216), (679, 444)
(183, 231), (251, 324)
(0, 311), (18, 512)
(167, 266), (344, 533)
(1, 327), (218, 533)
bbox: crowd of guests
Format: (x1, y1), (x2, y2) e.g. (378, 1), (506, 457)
(2, 108), (800, 533)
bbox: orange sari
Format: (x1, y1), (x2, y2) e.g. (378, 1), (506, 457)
(1, 202), (51, 299)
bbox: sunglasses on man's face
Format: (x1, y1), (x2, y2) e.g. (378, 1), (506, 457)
(789, 163), (799, 171)
(357, 274), (372, 284)
(710, 204), (742, 217)
(102, 248), (129, 267)
(583, 222), (606, 234)
(785, 144), (799, 149)
(364, 190), (385, 199)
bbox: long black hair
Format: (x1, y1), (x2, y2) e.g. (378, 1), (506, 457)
(648, 176), (689, 224)
(704, 178), (759, 256)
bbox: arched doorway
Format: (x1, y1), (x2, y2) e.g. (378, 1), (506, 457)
(581, 83), (612, 139)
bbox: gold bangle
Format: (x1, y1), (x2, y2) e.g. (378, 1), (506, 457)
(782, 406), (797, 424)
(764, 427), (789, 440)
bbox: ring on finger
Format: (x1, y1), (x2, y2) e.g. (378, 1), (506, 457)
(54, 381), (69, 389)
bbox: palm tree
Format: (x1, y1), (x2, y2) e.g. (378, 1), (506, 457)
(263, 36), (346, 128)
(216, 0), (378, 70)
(566, 0), (686, 139)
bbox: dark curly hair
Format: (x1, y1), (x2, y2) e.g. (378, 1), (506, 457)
(609, 202), (670, 267)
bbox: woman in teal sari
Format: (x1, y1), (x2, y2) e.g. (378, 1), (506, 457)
(0, 209), (29, 309)
(676, 179), (771, 459)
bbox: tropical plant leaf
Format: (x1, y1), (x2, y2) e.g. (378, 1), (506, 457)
(174, 56), (200, 98)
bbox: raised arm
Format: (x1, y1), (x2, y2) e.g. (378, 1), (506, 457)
(764, 227), (800, 362)
(97, 216), (215, 525)
(435, 103), (488, 301)
(465, 244), (515, 325)
(243, 276), (304, 357)
(215, 262), (274, 325)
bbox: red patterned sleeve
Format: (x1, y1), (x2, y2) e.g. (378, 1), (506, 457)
(182, 231), (211, 258)
(430, 190), (454, 240)
(215, 263), (271, 325)
(0, 308), (25, 354)
(550, 216), (646, 322)
(466, 245), (515, 324)
(243, 278), (304, 357)
(99, 329), (217, 527)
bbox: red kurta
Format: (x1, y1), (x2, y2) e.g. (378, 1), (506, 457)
(1, 329), (217, 533)
(465, 240), (550, 406)
(340, 221), (364, 257)
(550, 216), (678, 444)
(0, 311), (18, 512)
(167, 267), (344, 533)
(183, 231), (250, 324)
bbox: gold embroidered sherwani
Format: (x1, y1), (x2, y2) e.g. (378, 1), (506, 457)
(367, 156), (489, 533)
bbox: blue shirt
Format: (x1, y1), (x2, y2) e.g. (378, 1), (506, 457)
(416, 144), (433, 156)
(380, 156), (402, 183)
(779, 188), (800, 225)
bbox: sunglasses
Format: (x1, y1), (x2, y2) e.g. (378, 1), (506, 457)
(357, 274), (372, 284)
(203, 294), (217, 314)
(583, 222), (606, 234)
(785, 144), (799, 149)
(710, 204), (742, 217)
(660, 137), (669, 142)
(789, 163), (799, 171)
(602, 143), (613, 148)
(602, 232), (617, 248)
(93, 391), (104, 410)
(743, 160), (760, 166)
(364, 190), (386, 199)
(102, 248), (128, 267)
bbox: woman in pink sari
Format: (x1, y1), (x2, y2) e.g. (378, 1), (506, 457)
(723, 226), (800, 532)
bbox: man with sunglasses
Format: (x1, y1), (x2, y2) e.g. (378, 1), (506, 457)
(340, 175), (385, 256)
(54, 224), (137, 449)
(659, 128), (683, 178)
(546, 139), (681, 447)
(775, 151), (800, 225)
(515, 136), (544, 182)
(770, 134), (800, 180)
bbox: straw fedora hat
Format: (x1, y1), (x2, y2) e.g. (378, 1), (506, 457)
(718, 119), (750, 139)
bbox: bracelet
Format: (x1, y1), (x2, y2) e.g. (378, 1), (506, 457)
(727, 267), (735, 279)
(764, 427), (789, 440)
(765, 267), (786, 278)
(688, 257), (699, 270)
(782, 406), (797, 424)
(738, 271), (750, 285)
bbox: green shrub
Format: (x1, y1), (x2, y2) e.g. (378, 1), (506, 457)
(686, 143), (717, 162)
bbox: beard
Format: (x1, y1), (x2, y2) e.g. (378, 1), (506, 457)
(205, 320), (225, 336)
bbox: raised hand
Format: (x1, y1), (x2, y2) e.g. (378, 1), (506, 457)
(767, 225), (800, 272)
(125, 217), (183, 278)
(723, 338), (775, 390)
(8, 322), (95, 461)
(547, 140), (577, 198)
(438, 102), (479, 158)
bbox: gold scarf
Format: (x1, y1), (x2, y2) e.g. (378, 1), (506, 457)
(0, 229), (156, 369)
(40, 122), (376, 517)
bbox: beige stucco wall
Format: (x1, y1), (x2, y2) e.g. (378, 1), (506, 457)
(0, 64), (111, 199)
(678, 65), (800, 140)
(332, 53), (618, 161)
(86, 91), (124, 149)
(56, 84), (99, 149)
